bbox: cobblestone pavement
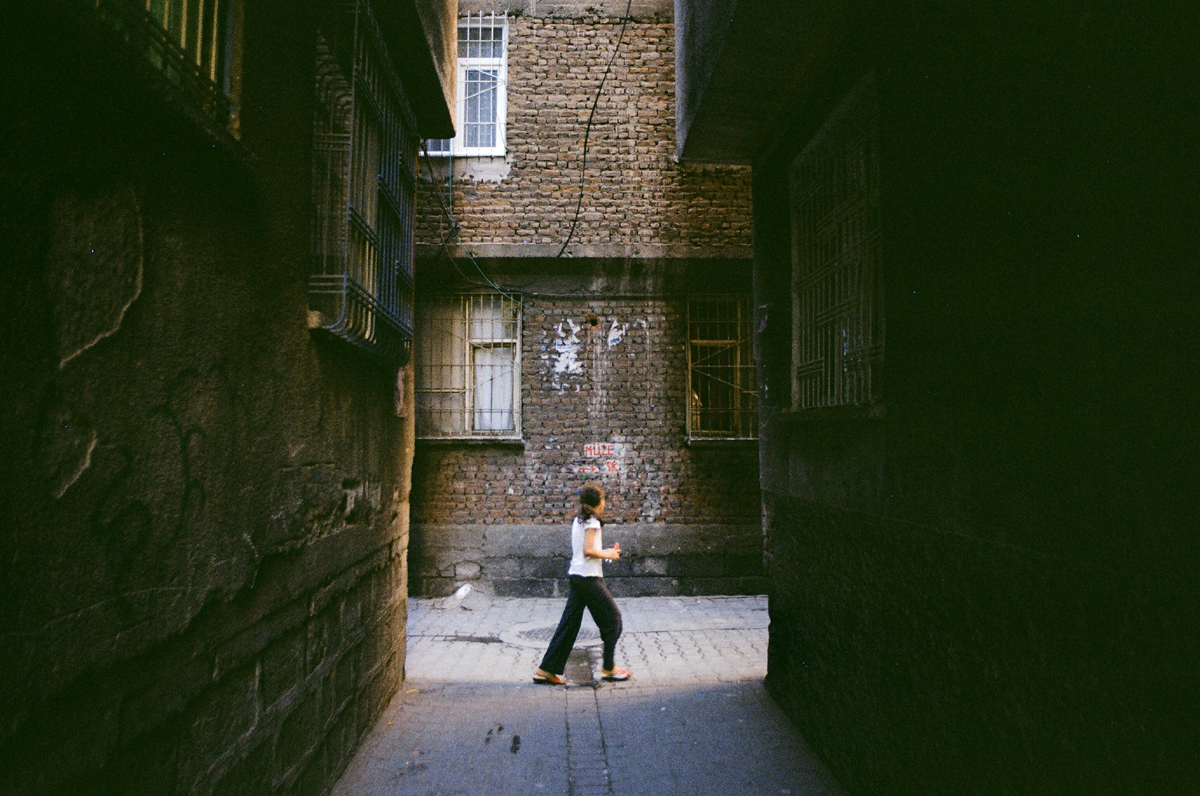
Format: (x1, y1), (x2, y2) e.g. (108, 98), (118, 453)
(334, 594), (843, 796)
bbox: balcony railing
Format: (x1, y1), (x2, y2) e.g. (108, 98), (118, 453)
(309, 274), (413, 368)
(86, 0), (234, 130)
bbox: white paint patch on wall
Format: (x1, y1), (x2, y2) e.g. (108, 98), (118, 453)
(553, 319), (583, 375)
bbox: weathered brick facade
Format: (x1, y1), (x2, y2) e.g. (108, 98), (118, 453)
(416, 1), (753, 251)
(410, 0), (760, 597)
(410, 283), (763, 596)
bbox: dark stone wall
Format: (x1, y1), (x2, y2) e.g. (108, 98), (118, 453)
(0, 3), (422, 794)
(752, 2), (1199, 794)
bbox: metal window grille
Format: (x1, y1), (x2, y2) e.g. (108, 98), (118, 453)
(310, 0), (418, 367)
(86, 0), (235, 127)
(790, 74), (883, 410)
(425, 12), (506, 156)
(416, 294), (522, 438)
(687, 296), (758, 440)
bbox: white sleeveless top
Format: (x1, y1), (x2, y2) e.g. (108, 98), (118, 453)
(568, 516), (604, 577)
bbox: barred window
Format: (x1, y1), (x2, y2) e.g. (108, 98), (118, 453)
(90, 0), (238, 129)
(790, 74), (883, 410)
(687, 296), (758, 440)
(309, 0), (418, 367)
(425, 12), (507, 157)
(416, 294), (522, 439)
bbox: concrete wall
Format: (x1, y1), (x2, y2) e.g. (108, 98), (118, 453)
(0, 2), (443, 793)
(728, 3), (1199, 794)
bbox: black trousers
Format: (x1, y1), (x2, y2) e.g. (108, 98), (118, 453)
(539, 576), (623, 674)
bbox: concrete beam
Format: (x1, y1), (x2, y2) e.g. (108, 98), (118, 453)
(415, 241), (753, 260)
(675, 0), (849, 164)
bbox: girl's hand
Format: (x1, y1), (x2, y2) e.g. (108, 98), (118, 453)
(611, 542), (621, 560)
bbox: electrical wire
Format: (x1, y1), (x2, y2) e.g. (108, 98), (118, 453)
(417, 0), (638, 299)
(555, 0), (635, 258)
(421, 142), (531, 308)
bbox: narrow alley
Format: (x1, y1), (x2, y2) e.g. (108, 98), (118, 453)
(2, 0), (1194, 794)
(335, 596), (842, 796)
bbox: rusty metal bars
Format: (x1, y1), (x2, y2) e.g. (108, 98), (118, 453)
(687, 296), (758, 440)
(416, 294), (522, 439)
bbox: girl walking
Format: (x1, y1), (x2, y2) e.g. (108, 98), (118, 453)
(533, 483), (632, 684)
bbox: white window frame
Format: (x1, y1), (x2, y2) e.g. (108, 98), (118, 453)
(425, 12), (508, 157)
(415, 294), (523, 440)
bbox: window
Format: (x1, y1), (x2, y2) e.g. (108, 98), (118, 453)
(416, 294), (522, 439)
(687, 296), (758, 440)
(425, 12), (507, 157)
(790, 74), (883, 410)
(309, 0), (418, 367)
(91, 0), (239, 130)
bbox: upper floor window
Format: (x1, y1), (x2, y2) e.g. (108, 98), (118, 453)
(309, 0), (418, 367)
(92, 0), (239, 131)
(790, 74), (883, 410)
(687, 296), (758, 441)
(425, 12), (507, 157)
(416, 294), (522, 439)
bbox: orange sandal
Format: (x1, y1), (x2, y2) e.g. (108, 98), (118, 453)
(601, 668), (632, 681)
(533, 671), (566, 685)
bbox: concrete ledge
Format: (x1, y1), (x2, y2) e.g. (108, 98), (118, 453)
(415, 242), (753, 261)
(409, 522), (765, 597)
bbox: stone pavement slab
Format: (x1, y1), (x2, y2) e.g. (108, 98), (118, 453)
(334, 595), (843, 796)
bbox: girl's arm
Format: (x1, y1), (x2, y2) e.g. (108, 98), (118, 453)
(583, 527), (620, 561)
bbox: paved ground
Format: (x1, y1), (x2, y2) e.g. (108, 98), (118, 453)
(334, 593), (843, 796)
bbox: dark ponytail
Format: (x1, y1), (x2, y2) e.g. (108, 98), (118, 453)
(578, 482), (605, 525)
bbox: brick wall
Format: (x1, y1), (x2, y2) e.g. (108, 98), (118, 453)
(410, 284), (764, 597)
(410, 3), (760, 596)
(416, 9), (753, 250)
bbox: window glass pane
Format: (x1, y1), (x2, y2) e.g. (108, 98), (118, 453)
(469, 295), (516, 339)
(688, 296), (757, 439)
(464, 69), (497, 149)
(417, 307), (465, 389)
(458, 25), (504, 59)
(417, 391), (465, 436)
(473, 345), (514, 431)
(417, 294), (520, 437)
(148, 0), (168, 27)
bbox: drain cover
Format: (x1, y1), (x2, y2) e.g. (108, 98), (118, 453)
(519, 626), (601, 643)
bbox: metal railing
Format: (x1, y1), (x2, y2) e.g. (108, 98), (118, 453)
(87, 0), (234, 128)
(309, 0), (418, 368)
(791, 74), (883, 410)
(309, 274), (412, 367)
(688, 296), (758, 440)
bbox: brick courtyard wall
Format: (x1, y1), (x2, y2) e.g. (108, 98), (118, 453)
(410, 1), (759, 596)
(409, 265), (763, 597)
(416, 1), (753, 250)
